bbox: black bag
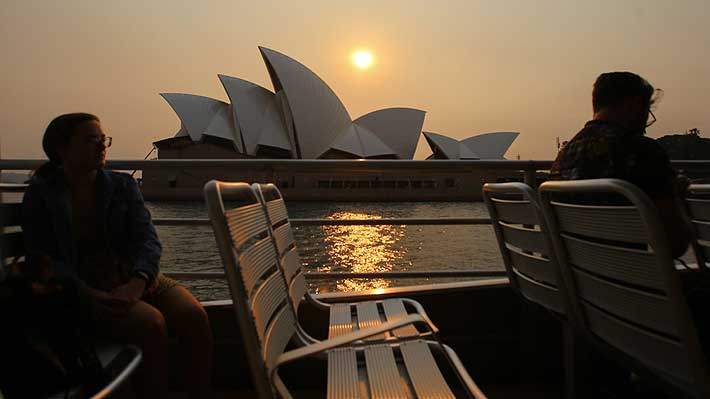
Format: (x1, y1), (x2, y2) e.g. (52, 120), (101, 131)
(0, 257), (108, 398)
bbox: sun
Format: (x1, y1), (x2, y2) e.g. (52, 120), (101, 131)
(352, 50), (374, 69)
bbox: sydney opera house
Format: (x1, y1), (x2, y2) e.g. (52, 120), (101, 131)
(141, 47), (520, 200)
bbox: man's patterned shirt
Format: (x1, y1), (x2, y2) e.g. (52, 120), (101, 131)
(550, 120), (675, 199)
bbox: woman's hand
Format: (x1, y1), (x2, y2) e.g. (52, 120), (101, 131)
(82, 285), (134, 317)
(674, 174), (691, 197)
(110, 277), (147, 302)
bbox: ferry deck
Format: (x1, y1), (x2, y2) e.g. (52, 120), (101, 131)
(2, 158), (710, 399)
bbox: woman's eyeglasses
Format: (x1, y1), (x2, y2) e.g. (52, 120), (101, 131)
(646, 110), (656, 128)
(87, 136), (112, 147)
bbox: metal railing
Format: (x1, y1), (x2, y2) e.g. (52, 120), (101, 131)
(4, 159), (710, 281)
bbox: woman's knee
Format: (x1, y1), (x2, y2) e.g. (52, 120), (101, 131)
(130, 302), (169, 341)
(155, 287), (211, 333)
(176, 301), (210, 334)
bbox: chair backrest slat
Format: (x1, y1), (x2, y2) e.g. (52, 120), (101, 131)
(205, 181), (297, 399)
(572, 267), (676, 335)
(582, 302), (689, 382)
(289, 272), (307, 313)
(499, 222), (547, 254)
(255, 184), (309, 315)
(551, 202), (647, 244)
(507, 248), (556, 285)
(266, 199), (289, 226)
(264, 306), (297, 370)
(540, 179), (709, 395)
(513, 269), (565, 314)
(239, 238), (279, 295)
(226, 203), (269, 248)
(282, 247), (308, 313)
(252, 272), (290, 340)
(273, 224), (295, 257)
(483, 183), (563, 315)
(489, 198), (540, 225)
(281, 249), (302, 283)
(562, 234), (664, 290)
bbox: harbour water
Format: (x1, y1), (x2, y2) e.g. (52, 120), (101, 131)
(147, 201), (504, 300)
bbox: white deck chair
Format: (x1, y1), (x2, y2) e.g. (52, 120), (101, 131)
(253, 183), (437, 344)
(685, 184), (710, 271)
(483, 182), (592, 398)
(204, 180), (487, 399)
(482, 182), (564, 315)
(539, 179), (710, 398)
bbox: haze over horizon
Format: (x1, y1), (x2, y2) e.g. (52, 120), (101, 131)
(2, 0), (708, 161)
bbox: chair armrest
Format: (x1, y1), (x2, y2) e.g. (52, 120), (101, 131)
(401, 298), (439, 334)
(441, 343), (488, 399)
(275, 314), (430, 367)
(91, 344), (143, 399)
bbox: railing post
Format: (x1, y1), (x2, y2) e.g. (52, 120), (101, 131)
(524, 161), (537, 189)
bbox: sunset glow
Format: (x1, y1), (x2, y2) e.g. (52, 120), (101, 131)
(1, 2), (709, 161)
(352, 50), (374, 69)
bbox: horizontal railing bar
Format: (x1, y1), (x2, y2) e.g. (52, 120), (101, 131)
(1, 159), (555, 171)
(2, 159), (710, 171)
(0, 183), (28, 193)
(163, 270), (507, 280)
(153, 218), (210, 226)
(292, 217), (491, 226)
(151, 217), (492, 226)
(305, 270), (507, 278)
(0, 159), (710, 172)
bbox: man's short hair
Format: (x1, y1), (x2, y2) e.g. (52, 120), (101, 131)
(592, 72), (655, 113)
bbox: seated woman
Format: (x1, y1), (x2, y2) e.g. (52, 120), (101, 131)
(21, 113), (213, 399)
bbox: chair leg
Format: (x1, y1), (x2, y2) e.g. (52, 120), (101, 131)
(562, 324), (585, 399)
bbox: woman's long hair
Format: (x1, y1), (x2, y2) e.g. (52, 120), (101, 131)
(34, 113), (100, 179)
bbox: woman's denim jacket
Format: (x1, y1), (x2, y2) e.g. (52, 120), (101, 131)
(21, 170), (161, 284)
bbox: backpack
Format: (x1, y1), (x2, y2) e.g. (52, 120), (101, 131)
(0, 257), (108, 399)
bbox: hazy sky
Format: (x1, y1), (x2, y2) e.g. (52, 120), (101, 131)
(1, 0), (708, 160)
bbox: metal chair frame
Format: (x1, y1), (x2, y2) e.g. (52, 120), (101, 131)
(252, 182), (438, 347)
(204, 180), (487, 399)
(539, 179), (710, 398)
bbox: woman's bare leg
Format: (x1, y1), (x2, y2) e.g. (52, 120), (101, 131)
(150, 285), (213, 399)
(95, 300), (169, 399)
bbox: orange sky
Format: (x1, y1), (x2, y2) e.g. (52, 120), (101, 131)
(1, 0), (708, 160)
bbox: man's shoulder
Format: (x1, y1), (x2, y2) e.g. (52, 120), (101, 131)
(103, 170), (137, 186)
(24, 173), (59, 199)
(576, 120), (627, 140)
(100, 171), (141, 201)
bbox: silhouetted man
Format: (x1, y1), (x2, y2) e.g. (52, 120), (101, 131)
(550, 72), (691, 257)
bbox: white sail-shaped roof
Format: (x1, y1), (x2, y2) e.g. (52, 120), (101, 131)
(459, 143), (480, 159)
(160, 93), (241, 151)
(354, 108), (425, 159)
(257, 98), (292, 152)
(424, 132), (481, 159)
(328, 124), (396, 158)
(259, 47), (352, 158)
(218, 74), (291, 155)
(175, 123), (189, 137)
(158, 47), (450, 159)
(203, 104), (239, 144)
(461, 132), (519, 159)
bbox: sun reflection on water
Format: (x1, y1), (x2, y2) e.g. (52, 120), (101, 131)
(318, 212), (406, 292)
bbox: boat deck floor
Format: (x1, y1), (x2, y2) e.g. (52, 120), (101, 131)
(166, 383), (675, 399)
(167, 384), (564, 399)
